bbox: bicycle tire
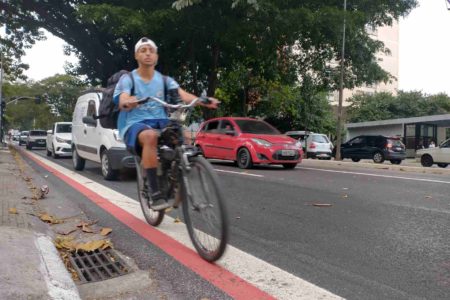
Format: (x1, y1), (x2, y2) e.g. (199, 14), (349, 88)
(181, 156), (229, 262)
(135, 158), (165, 226)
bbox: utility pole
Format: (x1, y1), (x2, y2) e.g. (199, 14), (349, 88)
(335, 0), (347, 160)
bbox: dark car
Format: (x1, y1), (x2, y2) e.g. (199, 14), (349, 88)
(335, 135), (406, 164)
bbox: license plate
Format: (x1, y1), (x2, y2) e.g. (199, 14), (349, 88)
(281, 150), (295, 156)
(37, 141), (45, 144)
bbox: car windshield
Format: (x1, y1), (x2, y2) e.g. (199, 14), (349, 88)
(21, 131), (29, 135)
(311, 135), (329, 143)
(235, 120), (280, 135)
(30, 130), (47, 136)
(56, 124), (72, 133)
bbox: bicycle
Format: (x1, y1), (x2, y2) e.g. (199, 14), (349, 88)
(131, 96), (229, 262)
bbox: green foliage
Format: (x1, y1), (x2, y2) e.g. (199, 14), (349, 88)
(347, 91), (450, 123)
(3, 75), (86, 131)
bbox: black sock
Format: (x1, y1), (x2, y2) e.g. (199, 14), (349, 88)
(146, 168), (159, 193)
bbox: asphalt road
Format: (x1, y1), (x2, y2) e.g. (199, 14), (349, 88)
(25, 147), (450, 299)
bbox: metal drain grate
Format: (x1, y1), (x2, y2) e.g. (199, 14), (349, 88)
(69, 249), (129, 284)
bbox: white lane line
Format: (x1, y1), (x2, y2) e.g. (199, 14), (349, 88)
(26, 150), (342, 300)
(297, 166), (450, 184)
(214, 169), (264, 177)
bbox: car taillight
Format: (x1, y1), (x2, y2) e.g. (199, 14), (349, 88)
(309, 142), (316, 149)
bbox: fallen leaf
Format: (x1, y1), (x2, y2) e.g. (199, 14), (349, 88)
(342, 194), (348, 198)
(100, 227), (112, 236)
(40, 213), (62, 224)
(9, 208), (18, 214)
(55, 227), (77, 235)
(174, 217), (182, 223)
(81, 225), (93, 233)
(165, 207), (173, 213)
(75, 240), (112, 252)
(312, 203), (333, 207)
(21, 196), (27, 199)
(54, 236), (76, 250)
(236, 216), (241, 219)
(425, 195), (432, 199)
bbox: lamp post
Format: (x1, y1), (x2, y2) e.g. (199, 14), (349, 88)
(335, 0), (347, 160)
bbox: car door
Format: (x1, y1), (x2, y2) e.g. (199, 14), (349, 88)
(197, 120), (221, 158)
(343, 136), (366, 158)
(78, 98), (99, 161)
(216, 120), (237, 160)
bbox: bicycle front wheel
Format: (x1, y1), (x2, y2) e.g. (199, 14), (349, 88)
(135, 158), (165, 226)
(181, 156), (229, 262)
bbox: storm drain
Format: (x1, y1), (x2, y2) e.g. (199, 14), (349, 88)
(69, 249), (130, 284)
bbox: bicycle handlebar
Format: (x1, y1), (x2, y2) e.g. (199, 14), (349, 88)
(137, 96), (208, 109)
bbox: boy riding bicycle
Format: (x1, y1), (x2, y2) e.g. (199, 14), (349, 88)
(113, 37), (219, 210)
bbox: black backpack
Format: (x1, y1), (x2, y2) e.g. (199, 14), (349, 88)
(96, 70), (169, 129)
(95, 70), (135, 129)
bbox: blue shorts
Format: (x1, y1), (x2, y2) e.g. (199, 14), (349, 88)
(124, 119), (170, 155)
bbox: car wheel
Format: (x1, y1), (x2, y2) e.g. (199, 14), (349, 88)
(72, 147), (86, 171)
(420, 154), (433, 167)
(46, 148), (52, 156)
(437, 163), (448, 168)
(390, 160), (402, 165)
(351, 158), (360, 162)
(282, 163), (297, 169)
(52, 144), (59, 158)
(101, 150), (117, 180)
(372, 151), (385, 163)
(237, 148), (253, 169)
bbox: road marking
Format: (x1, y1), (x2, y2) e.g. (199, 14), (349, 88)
(215, 169), (264, 177)
(20, 148), (342, 300)
(297, 166), (450, 184)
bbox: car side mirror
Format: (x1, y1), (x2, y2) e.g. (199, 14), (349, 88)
(47, 130), (52, 135)
(224, 130), (236, 136)
(82, 116), (97, 126)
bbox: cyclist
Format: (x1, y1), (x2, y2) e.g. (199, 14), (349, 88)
(114, 37), (219, 210)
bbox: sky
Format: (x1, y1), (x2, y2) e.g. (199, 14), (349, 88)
(21, 0), (450, 95)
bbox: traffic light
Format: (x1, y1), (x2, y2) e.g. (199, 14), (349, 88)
(35, 96), (41, 104)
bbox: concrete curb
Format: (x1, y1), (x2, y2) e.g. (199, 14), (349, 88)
(301, 158), (450, 175)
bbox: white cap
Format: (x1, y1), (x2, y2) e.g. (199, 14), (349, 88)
(134, 37), (158, 53)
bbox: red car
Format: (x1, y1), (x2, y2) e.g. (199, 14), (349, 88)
(195, 117), (303, 169)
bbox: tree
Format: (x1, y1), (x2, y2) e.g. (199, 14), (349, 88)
(3, 75), (86, 130)
(347, 91), (450, 123)
(1, 0), (418, 94)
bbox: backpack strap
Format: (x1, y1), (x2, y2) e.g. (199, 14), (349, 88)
(128, 72), (135, 96)
(163, 75), (168, 102)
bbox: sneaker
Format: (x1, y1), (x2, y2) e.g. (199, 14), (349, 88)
(150, 191), (170, 210)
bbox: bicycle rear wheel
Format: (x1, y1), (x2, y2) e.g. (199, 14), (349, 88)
(135, 158), (165, 226)
(181, 156), (229, 262)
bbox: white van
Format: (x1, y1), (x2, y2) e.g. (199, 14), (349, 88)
(46, 122), (72, 158)
(71, 89), (135, 180)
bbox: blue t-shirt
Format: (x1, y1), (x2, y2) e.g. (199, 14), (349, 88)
(113, 70), (180, 139)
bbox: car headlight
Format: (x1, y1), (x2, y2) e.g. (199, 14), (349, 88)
(251, 138), (272, 147)
(56, 137), (65, 143)
(113, 130), (122, 141)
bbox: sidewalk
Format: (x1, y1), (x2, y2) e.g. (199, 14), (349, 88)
(0, 145), (81, 299)
(301, 157), (450, 175)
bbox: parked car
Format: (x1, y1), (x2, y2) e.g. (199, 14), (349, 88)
(335, 135), (406, 164)
(195, 117), (303, 169)
(285, 131), (333, 159)
(416, 138), (450, 168)
(71, 89), (134, 180)
(19, 131), (29, 145)
(26, 130), (47, 150)
(46, 122), (72, 158)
